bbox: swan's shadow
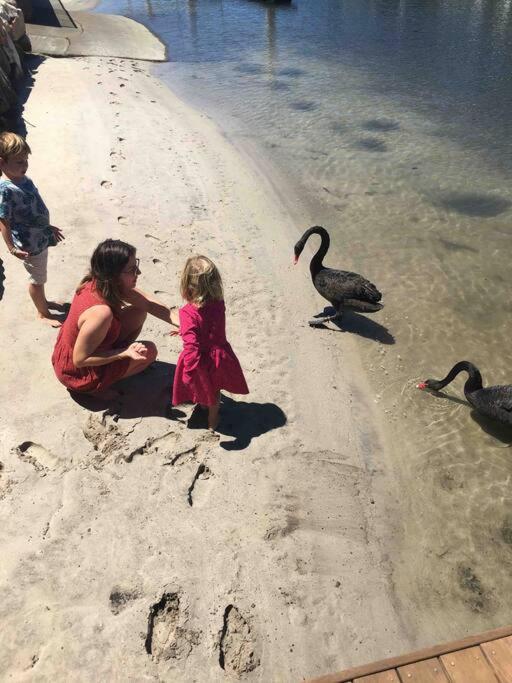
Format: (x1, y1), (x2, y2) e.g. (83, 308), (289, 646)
(426, 389), (512, 445)
(313, 306), (395, 345)
(188, 394), (287, 451)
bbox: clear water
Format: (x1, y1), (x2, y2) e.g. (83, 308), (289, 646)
(96, 0), (512, 637)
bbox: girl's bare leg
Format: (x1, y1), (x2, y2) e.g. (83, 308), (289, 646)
(208, 393), (221, 431)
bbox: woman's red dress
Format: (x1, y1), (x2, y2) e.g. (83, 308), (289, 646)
(52, 280), (130, 393)
(172, 300), (249, 407)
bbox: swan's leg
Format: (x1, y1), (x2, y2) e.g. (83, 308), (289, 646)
(308, 311), (343, 327)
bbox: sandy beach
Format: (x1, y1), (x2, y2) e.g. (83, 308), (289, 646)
(0, 51), (411, 680)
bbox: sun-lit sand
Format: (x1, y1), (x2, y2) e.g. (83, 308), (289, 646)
(0, 52), (409, 680)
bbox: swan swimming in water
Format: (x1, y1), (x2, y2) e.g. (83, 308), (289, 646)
(294, 226), (383, 327)
(418, 361), (512, 425)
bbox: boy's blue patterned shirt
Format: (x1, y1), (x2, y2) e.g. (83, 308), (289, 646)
(0, 176), (53, 255)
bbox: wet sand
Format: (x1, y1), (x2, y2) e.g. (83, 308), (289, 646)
(0, 54), (411, 679)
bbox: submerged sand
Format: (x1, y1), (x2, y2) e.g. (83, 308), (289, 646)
(0, 55), (409, 680)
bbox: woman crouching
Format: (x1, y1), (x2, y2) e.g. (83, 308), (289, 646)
(52, 239), (177, 398)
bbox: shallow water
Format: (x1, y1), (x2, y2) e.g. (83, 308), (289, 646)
(96, 0), (512, 636)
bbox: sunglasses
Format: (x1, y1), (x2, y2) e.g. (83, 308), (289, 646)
(122, 258), (140, 275)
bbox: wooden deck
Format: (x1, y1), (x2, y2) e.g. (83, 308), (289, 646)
(307, 625), (512, 683)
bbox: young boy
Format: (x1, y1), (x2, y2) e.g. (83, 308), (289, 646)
(0, 132), (64, 326)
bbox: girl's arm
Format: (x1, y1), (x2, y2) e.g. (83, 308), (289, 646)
(123, 287), (180, 326)
(0, 217), (29, 259)
(73, 305), (147, 368)
(180, 307), (201, 380)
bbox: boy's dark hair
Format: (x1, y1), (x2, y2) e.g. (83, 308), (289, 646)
(78, 239), (136, 309)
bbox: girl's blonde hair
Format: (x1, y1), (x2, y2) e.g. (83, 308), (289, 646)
(180, 255), (223, 306)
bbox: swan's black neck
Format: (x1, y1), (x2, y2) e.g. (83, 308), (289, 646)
(301, 226), (330, 278)
(432, 361), (483, 395)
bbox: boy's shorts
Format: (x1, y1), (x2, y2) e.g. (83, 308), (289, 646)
(23, 248), (48, 285)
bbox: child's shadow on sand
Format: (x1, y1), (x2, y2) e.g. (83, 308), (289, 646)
(188, 394), (287, 450)
(71, 360), (185, 420)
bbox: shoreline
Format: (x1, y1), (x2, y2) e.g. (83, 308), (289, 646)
(0, 53), (409, 679)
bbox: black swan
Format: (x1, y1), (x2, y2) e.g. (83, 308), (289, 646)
(417, 361), (512, 425)
(294, 226), (383, 327)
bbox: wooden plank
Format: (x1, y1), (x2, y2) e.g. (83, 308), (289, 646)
(481, 637), (512, 683)
(306, 625), (512, 683)
(440, 646), (498, 683)
(398, 657), (450, 682)
(355, 672), (400, 683)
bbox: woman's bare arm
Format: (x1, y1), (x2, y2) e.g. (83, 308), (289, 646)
(73, 305), (128, 368)
(123, 287), (180, 326)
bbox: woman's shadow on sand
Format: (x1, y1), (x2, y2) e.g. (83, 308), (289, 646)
(71, 360), (185, 420)
(71, 362), (286, 449)
(187, 395), (287, 450)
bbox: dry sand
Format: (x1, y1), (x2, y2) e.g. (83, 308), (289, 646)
(0, 54), (410, 680)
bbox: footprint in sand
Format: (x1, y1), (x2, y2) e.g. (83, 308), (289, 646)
(101, 180), (112, 189)
(117, 216), (128, 225)
(15, 441), (58, 472)
(219, 605), (259, 674)
(145, 592), (200, 661)
(187, 463), (212, 507)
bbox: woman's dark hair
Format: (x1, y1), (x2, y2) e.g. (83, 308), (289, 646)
(78, 239), (136, 309)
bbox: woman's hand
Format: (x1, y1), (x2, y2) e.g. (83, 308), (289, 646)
(122, 342), (149, 361)
(51, 226), (65, 243)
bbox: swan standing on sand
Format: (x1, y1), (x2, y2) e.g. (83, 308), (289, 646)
(293, 225), (383, 327)
(417, 361), (512, 425)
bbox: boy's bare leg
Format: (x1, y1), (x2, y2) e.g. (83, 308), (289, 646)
(28, 283), (62, 327)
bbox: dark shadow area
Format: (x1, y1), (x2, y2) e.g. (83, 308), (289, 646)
(422, 388), (469, 407)
(330, 122), (347, 135)
(235, 63), (265, 75)
(439, 238), (478, 253)
(422, 390), (512, 444)
(188, 394), (287, 450)
(0, 258), (4, 302)
(31, 0), (75, 28)
(70, 360), (186, 420)
(277, 67), (305, 77)
(362, 118), (400, 132)
(354, 137), (387, 152)
(5, 55), (44, 138)
(313, 306), (395, 344)
(471, 410), (512, 445)
(436, 192), (511, 218)
(269, 80), (290, 91)
(289, 100), (317, 111)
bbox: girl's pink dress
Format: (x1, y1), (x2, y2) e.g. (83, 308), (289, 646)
(172, 300), (249, 406)
(52, 280), (130, 393)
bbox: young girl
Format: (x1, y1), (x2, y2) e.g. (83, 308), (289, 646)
(172, 255), (249, 430)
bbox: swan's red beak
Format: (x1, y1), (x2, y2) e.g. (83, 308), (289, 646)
(293, 255), (298, 265)
(417, 382), (427, 390)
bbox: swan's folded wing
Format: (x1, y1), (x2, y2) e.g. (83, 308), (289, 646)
(316, 269), (382, 303)
(485, 386), (512, 413)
